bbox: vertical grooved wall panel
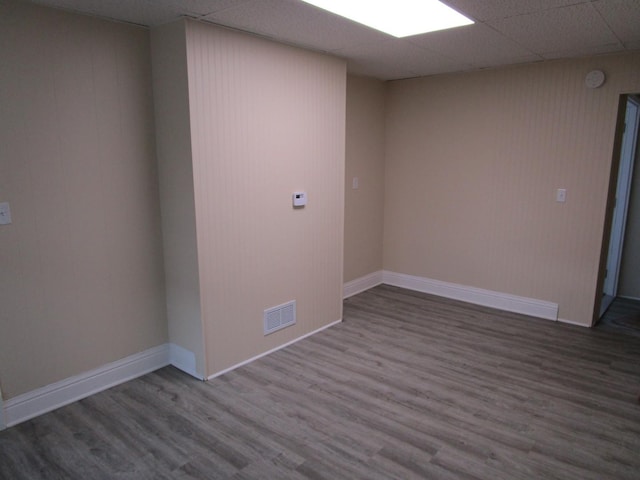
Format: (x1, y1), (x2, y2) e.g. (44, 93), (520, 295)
(0, 2), (168, 398)
(151, 21), (206, 377)
(344, 75), (386, 283)
(384, 52), (640, 325)
(184, 21), (346, 374)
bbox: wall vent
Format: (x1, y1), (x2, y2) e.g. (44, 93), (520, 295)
(264, 300), (296, 335)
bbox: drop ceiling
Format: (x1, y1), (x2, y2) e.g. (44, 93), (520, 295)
(27, 0), (640, 80)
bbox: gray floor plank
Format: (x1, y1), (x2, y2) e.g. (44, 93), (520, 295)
(2, 286), (640, 479)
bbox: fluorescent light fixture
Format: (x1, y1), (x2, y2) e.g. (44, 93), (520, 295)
(300, 0), (474, 37)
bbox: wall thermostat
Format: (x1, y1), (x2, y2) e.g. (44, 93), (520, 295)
(293, 192), (307, 207)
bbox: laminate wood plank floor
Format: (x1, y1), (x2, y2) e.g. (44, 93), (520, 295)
(2, 284), (640, 479)
(598, 297), (640, 338)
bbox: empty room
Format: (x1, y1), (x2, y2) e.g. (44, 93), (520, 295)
(1, 0), (640, 478)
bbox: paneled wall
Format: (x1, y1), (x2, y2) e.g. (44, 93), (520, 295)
(7, 0), (638, 407)
(384, 52), (640, 325)
(151, 21), (206, 378)
(344, 75), (386, 284)
(152, 20), (346, 377)
(0, 1), (168, 399)
(185, 21), (346, 375)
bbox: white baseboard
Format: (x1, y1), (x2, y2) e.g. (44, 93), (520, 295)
(4, 344), (170, 428)
(558, 317), (589, 327)
(208, 319), (342, 381)
(169, 343), (204, 380)
(0, 392), (5, 431)
(382, 270), (559, 321)
(343, 271), (383, 299)
(618, 295), (640, 301)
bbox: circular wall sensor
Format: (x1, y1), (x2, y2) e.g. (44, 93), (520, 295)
(585, 70), (605, 89)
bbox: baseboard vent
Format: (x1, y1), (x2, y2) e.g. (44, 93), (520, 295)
(264, 300), (296, 335)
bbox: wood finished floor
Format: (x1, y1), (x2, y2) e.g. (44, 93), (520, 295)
(599, 296), (640, 338)
(2, 285), (640, 479)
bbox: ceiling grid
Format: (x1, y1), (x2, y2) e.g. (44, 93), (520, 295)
(26, 0), (640, 80)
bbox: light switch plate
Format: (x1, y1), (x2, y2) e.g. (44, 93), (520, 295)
(0, 202), (11, 225)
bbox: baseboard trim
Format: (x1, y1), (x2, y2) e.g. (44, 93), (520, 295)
(382, 270), (559, 321)
(618, 295), (640, 301)
(344, 271), (384, 299)
(169, 343), (204, 380)
(0, 395), (5, 431)
(4, 344), (170, 428)
(208, 319), (342, 381)
(558, 317), (589, 327)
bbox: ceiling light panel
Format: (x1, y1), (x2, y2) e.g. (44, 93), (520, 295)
(300, 0), (474, 38)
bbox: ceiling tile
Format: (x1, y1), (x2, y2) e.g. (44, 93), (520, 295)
(593, 0), (640, 45)
(202, 0), (319, 36)
(30, 0), (251, 26)
(290, 12), (391, 52)
(29, 0), (138, 25)
(336, 38), (471, 81)
(143, 0), (249, 17)
(443, 0), (589, 22)
(407, 23), (541, 68)
(487, 3), (622, 55)
(203, 0), (387, 52)
(23, 0), (640, 80)
(542, 42), (629, 60)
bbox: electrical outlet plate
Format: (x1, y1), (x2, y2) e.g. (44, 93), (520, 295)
(0, 202), (11, 225)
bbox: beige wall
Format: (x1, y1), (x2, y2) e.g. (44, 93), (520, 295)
(183, 21), (346, 375)
(0, 1), (168, 399)
(619, 115), (640, 299)
(344, 75), (386, 283)
(384, 52), (640, 326)
(150, 21), (206, 377)
(7, 0), (637, 404)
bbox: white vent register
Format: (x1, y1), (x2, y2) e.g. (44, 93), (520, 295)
(264, 300), (296, 335)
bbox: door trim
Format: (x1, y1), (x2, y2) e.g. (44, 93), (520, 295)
(603, 97), (640, 299)
(593, 95), (629, 325)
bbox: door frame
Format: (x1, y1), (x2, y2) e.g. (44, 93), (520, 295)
(0, 387), (4, 431)
(594, 95), (631, 324)
(603, 97), (640, 297)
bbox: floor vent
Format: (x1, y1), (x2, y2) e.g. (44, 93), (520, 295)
(264, 300), (296, 335)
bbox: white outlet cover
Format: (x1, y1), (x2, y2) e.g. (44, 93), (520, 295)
(0, 202), (11, 225)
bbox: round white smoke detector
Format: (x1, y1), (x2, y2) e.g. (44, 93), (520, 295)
(585, 70), (605, 89)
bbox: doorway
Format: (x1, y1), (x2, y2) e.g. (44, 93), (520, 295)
(598, 95), (640, 319)
(0, 385), (4, 430)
